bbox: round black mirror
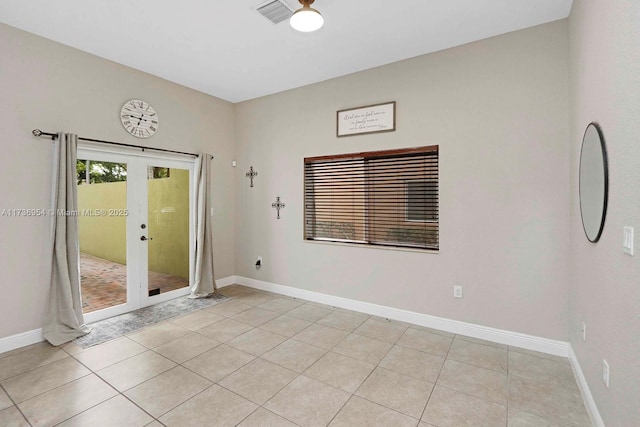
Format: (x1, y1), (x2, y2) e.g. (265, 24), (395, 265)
(579, 123), (608, 242)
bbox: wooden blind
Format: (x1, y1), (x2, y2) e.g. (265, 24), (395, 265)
(304, 146), (438, 250)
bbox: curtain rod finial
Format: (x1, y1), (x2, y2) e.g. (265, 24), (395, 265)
(32, 129), (42, 137)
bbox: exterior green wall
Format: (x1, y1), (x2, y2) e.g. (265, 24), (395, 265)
(78, 169), (189, 279)
(147, 169), (190, 279)
(78, 181), (127, 265)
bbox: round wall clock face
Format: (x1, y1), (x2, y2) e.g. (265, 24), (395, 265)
(120, 99), (158, 138)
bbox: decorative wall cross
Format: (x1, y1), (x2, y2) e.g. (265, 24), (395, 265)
(245, 166), (258, 188)
(271, 196), (285, 219)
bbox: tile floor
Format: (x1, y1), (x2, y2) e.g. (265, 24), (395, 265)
(80, 253), (188, 313)
(0, 285), (591, 427)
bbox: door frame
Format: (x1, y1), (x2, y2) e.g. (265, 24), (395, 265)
(78, 142), (195, 323)
(138, 155), (195, 309)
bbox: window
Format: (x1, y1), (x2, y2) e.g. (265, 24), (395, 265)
(148, 166), (170, 179)
(406, 180), (438, 222)
(304, 146), (438, 250)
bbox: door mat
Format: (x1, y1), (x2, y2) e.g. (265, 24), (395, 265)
(74, 293), (229, 348)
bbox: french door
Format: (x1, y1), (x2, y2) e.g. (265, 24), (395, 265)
(77, 145), (195, 323)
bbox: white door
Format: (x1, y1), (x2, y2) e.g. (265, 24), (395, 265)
(77, 145), (195, 323)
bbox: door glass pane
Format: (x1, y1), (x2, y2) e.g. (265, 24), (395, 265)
(77, 159), (128, 313)
(147, 166), (190, 296)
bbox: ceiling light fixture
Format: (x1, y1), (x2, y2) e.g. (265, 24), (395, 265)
(290, 0), (324, 32)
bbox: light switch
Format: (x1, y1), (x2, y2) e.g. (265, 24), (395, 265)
(623, 227), (634, 255)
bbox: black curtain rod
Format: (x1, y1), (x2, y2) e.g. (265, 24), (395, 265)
(32, 129), (211, 158)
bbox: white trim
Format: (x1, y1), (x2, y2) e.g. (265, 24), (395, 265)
(78, 140), (194, 162)
(144, 286), (191, 306)
(234, 276), (569, 357)
(569, 345), (605, 427)
(216, 275), (239, 288)
(83, 302), (137, 324)
(0, 276), (572, 359)
(0, 275), (242, 355)
(0, 275), (602, 427)
(0, 329), (44, 355)
(137, 156), (195, 308)
(76, 148), (196, 323)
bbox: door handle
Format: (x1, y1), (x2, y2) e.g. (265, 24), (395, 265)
(140, 236), (153, 241)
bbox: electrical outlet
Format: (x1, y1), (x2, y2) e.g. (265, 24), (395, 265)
(581, 321), (586, 342)
(453, 285), (463, 298)
(602, 359), (610, 388)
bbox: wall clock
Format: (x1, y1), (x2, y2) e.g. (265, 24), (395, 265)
(120, 99), (158, 138)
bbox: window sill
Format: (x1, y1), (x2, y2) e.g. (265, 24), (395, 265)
(303, 238), (439, 255)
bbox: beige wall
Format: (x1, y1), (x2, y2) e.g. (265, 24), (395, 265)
(0, 23), (236, 339)
(568, 0), (640, 425)
(235, 21), (571, 340)
(2, 8), (637, 422)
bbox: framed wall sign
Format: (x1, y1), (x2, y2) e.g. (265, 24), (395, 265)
(337, 101), (396, 137)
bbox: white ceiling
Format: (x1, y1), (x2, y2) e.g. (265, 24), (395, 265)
(0, 0), (573, 103)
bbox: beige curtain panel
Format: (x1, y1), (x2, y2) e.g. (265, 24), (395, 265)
(42, 133), (91, 346)
(189, 153), (216, 298)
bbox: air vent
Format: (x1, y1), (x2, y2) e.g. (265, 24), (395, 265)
(256, 0), (294, 24)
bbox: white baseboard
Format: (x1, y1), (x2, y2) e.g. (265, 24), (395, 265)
(216, 275), (239, 288)
(234, 276), (570, 357)
(0, 328), (43, 355)
(1, 275), (602, 427)
(0, 275), (237, 355)
(569, 345), (604, 427)
(0, 276), (570, 359)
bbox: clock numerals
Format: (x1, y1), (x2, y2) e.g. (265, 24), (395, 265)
(121, 100), (157, 138)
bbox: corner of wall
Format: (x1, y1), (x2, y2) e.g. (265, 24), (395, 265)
(568, 345), (606, 427)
